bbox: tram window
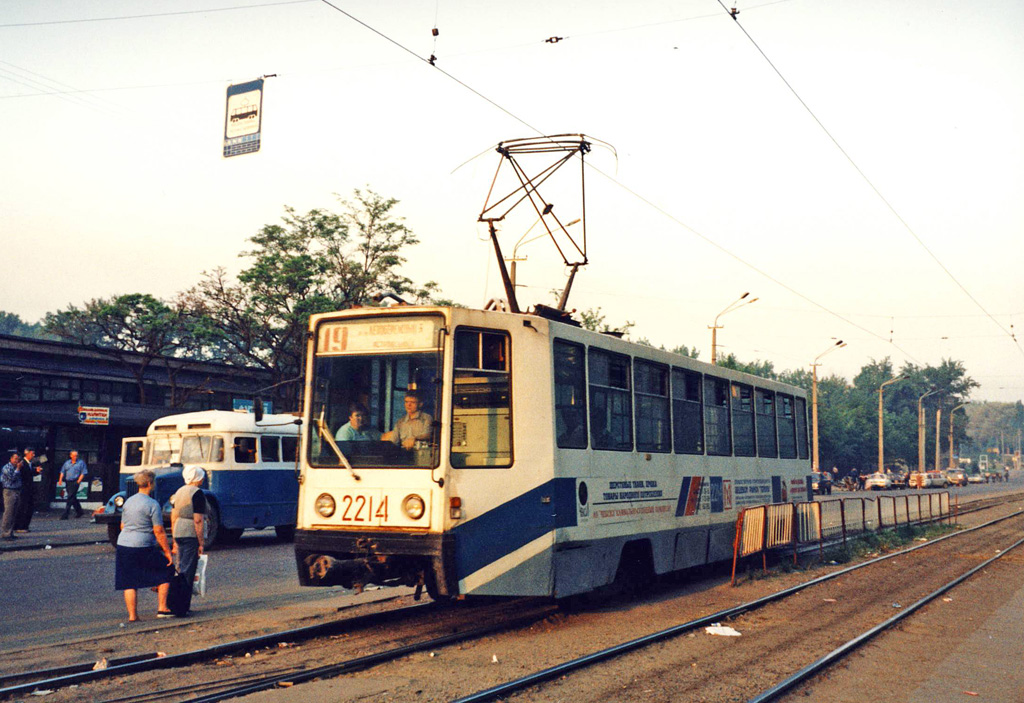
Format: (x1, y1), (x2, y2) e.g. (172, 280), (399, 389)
(554, 340), (587, 449)
(451, 329), (512, 468)
(755, 389), (778, 458)
(794, 397), (809, 460)
(589, 348), (632, 451)
(282, 436), (298, 462)
(234, 436), (258, 464)
(260, 436), (280, 462)
(672, 368), (703, 454)
(731, 383), (756, 457)
(704, 377), (731, 456)
(777, 394), (797, 459)
(635, 360), (670, 453)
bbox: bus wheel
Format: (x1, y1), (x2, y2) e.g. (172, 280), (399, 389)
(221, 528), (244, 543)
(106, 523), (120, 547)
(204, 503), (221, 546)
(274, 524), (296, 542)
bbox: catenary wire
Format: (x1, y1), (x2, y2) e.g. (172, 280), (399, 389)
(0, 0), (316, 28)
(713, 0), (1024, 361)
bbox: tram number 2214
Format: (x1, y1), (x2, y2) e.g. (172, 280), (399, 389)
(340, 494), (388, 523)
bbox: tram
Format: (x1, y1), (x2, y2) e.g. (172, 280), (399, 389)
(293, 304), (811, 599)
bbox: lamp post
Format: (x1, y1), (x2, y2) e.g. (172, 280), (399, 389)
(709, 292), (758, 365)
(948, 402), (969, 469)
(917, 388), (940, 474)
(877, 375), (905, 473)
(811, 340), (846, 472)
(934, 404), (942, 471)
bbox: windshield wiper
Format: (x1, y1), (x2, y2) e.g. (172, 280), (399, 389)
(315, 410), (360, 482)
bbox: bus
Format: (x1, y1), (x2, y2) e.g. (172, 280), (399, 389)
(96, 410), (301, 546)
(293, 305), (811, 599)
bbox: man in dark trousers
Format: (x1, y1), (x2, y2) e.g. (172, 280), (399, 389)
(59, 450), (88, 519)
(15, 447), (42, 532)
(1, 451), (22, 539)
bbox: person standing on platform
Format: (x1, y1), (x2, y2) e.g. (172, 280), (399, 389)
(1, 451), (22, 539)
(170, 465), (207, 614)
(14, 447), (42, 532)
(59, 450), (88, 519)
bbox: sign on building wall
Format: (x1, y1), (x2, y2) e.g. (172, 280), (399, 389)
(77, 406), (110, 425)
(233, 398), (272, 414)
(223, 78), (264, 157)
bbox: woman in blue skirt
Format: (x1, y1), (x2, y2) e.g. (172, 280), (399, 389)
(115, 469), (174, 621)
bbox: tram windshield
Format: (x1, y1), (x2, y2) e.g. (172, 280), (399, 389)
(308, 316), (444, 469)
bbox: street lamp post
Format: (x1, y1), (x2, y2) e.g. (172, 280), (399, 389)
(811, 340), (846, 472)
(917, 388), (940, 474)
(948, 402), (969, 469)
(709, 292), (758, 365)
(934, 405), (942, 471)
(877, 375), (905, 473)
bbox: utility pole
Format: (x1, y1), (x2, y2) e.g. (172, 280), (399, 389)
(811, 340), (846, 472)
(934, 406), (942, 472)
(878, 376), (905, 473)
(917, 389), (940, 474)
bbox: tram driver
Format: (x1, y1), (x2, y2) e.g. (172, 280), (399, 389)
(382, 391), (433, 450)
(334, 403), (381, 442)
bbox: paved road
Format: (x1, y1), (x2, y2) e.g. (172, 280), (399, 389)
(0, 525), (347, 652)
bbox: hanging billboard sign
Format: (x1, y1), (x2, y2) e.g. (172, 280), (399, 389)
(223, 78), (264, 157)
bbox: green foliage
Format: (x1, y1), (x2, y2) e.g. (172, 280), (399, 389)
(185, 189), (442, 406)
(0, 311), (52, 339)
(578, 307), (634, 336)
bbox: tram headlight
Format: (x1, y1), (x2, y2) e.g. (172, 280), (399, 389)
(113, 495), (125, 508)
(315, 493), (336, 518)
(402, 494), (426, 520)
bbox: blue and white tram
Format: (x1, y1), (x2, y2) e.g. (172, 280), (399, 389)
(295, 306), (811, 598)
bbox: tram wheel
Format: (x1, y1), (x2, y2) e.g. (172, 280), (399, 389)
(612, 540), (655, 597)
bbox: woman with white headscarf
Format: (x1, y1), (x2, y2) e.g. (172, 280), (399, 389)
(170, 465), (207, 615)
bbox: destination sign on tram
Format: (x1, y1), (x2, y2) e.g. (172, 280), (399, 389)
(317, 317), (442, 355)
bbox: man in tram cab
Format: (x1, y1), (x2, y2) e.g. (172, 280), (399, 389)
(334, 403), (381, 442)
(382, 391), (433, 450)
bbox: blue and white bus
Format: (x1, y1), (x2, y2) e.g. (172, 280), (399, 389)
(96, 410), (301, 546)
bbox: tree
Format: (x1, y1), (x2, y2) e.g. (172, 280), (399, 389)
(0, 311), (52, 339)
(43, 293), (216, 407)
(578, 307), (634, 336)
(186, 189), (443, 408)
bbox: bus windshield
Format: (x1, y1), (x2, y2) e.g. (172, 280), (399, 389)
(308, 316), (444, 469)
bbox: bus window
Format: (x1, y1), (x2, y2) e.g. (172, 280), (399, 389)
(635, 360), (670, 453)
(261, 436), (280, 462)
(235, 436), (258, 464)
(731, 383), (755, 457)
(123, 440), (144, 467)
(755, 389), (778, 458)
(147, 435), (180, 465)
(704, 376), (731, 456)
(589, 348), (632, 451)
(211, 437), (224, 462)
(451, 329), (512, 467)
(181, 436), (214, 464)
(282, 436), (298, 462)
(672, 368), (703, 454)
(554, 340), (587, 449)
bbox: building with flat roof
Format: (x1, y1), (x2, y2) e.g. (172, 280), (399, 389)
(0, 334), (275, 509)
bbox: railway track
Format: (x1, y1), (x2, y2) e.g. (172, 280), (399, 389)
(6, 494), (1021, 702)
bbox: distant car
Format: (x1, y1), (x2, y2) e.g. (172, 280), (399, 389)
(925, 470), (948, 488)
(967, 472), (985, 485)
(812, 471), (833, 495)
(890, 471), (909, 490)
(945, 469), (967, 487)
(865, 472), (892, 491)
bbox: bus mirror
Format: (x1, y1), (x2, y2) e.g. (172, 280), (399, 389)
(254, 398), (264, 422)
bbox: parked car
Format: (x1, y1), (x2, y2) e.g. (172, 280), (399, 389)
(967, 472), (986, 485)
(865, 472), (892, 491)
(945, 469), (968, 487)
(811, 471), (833, 495)
(890, 470), (909, 489)
(925, 470), (948, 488)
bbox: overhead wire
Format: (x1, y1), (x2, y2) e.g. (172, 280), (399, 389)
(713, 0), (1024, 361)
(0, 0), (316, 28)
(313, 0), (928, 364)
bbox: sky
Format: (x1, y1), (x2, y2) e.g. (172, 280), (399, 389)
(1, 0), (1022, 402)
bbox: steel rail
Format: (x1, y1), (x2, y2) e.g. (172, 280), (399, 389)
(0, 652), (159, 688)
(178, 606), (558, 703)
(451, 508), (1024, 703)
(747, 532), (1024, 703)
(0, 601), (432, 698)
